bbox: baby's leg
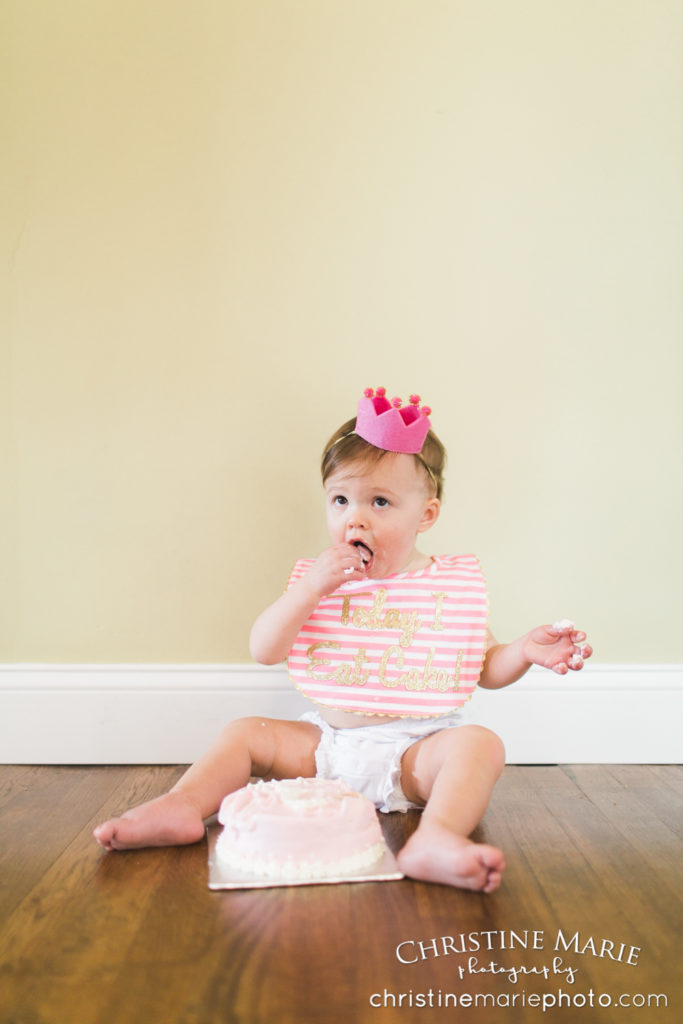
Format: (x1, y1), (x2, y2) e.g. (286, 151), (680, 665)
(397, 725), (506, 892)
(93, 717), (321, 851)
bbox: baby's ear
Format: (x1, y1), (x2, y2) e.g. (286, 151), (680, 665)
(418, 497), (440, 533)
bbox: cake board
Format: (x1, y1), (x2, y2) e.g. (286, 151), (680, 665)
(206, 824), (404, 890)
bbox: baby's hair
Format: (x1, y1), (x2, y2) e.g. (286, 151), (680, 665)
(321, 418), (446, 501)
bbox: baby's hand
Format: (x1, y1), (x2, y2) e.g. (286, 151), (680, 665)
(522, 620), (593, 675)
(305, 543), (368, 598)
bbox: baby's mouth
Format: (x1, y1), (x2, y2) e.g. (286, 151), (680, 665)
(352, 540), (374, 570)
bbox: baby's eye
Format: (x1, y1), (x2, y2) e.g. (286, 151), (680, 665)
(373, 497), (390, 508)
(332, 495), (348, 507)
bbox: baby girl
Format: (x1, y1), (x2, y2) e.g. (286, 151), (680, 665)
(95, 387), (591, 892)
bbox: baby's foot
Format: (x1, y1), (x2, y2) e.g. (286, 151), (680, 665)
(93, 791), (206, 851)
(397, 818), (505, 892)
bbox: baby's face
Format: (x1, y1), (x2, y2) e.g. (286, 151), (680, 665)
(324, 453), (440, 578)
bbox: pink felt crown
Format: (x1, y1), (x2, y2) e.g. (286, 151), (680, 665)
(355, 387), (432, 454)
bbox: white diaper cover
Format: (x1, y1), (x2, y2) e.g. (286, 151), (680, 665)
(299, 709), (467, 813)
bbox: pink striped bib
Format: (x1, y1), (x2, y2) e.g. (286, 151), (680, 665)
(287, 555), (488, 718)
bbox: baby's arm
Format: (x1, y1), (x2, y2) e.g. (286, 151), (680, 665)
(249, 543), (368, 664)
(479, 621), (592, 690)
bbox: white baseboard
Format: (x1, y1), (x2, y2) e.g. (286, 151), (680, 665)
(0, 663), (680, 765)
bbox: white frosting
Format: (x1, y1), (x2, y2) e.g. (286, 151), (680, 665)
(552, 618), (575, 632)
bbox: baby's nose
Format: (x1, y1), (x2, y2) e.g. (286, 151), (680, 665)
(347, 508), (368, 529)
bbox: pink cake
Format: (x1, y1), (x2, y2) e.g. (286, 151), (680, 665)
(215, 777), (386, 879)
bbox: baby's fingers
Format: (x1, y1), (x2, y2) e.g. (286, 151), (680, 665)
(569, 640), (593, 668)
(551, 661), (569, 675)
(550, 655), (582, 674)
(552, 641), (592, 674)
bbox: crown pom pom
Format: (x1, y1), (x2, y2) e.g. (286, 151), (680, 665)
(355, 386), (432, 454)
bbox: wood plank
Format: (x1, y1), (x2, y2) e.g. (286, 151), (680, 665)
(0, 765), (130, 918)
(0, 765), (48, 808)
(563, 764), (681, 874)
(0, 765), (679, 1024)
(603, 764), (683, 837)
(472, 766), (680, 1020)
(0, 766), (191, 1024)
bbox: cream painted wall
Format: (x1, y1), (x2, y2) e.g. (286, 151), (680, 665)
(2, 1), (681, 664)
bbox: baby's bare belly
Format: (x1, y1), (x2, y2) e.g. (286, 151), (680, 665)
(317, 707), (399, 729)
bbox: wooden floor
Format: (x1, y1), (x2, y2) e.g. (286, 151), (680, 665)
(0, 765), (680, 1024)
